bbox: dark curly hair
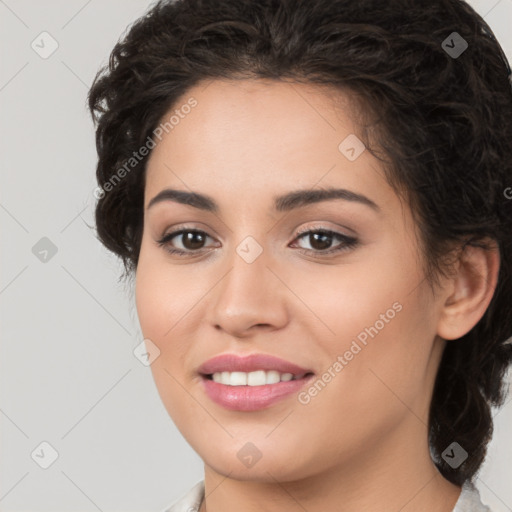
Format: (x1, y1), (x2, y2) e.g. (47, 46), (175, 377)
(88, 0), (512, 486)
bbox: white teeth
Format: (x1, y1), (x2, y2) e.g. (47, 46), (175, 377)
(211, 370), (301, 386)
(230, 371), (247, 386)
(266, 370), (281, 384)
(247, 370), (266, 386)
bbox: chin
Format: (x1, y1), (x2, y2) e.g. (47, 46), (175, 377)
(198, 442), (316, 483)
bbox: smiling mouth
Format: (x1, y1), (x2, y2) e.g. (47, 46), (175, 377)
(197, 353), (316, 410)
(202, 370), (315, 386)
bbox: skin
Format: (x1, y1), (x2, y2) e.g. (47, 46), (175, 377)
(134, 79), (500, 512)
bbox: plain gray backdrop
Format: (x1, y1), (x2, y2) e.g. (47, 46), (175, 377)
(1, 0), (511, 510)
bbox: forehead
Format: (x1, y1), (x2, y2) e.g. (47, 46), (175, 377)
(144, 79), (390, 212)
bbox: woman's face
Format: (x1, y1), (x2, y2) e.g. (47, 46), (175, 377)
(135, 79), (446, 481)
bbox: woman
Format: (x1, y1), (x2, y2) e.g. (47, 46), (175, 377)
(88, 0), (512, 510)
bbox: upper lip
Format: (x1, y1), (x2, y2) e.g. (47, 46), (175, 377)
(198, 353), (314, 376)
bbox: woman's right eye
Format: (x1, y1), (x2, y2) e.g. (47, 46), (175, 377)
(156, 229), (215, 256)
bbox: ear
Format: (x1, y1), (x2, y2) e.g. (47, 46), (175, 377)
(436, 239), (500, 341)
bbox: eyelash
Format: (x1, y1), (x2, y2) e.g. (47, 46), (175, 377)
(156, 226), (358, 257)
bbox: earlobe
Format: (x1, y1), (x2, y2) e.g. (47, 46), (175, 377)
(437, 240), (500, 341)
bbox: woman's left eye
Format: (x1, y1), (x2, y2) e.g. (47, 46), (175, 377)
(156, 228), (358, 257)
(291, 229), (358, 255)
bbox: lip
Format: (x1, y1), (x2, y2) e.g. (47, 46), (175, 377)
(198, 353), (312, 376)
(198, 353), (315, 411)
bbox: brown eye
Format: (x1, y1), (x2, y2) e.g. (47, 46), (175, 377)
(157, 229), (215, 255)
(179, 231), (207, 250)
(291, 229), (359, 256)
(304, 232), (334, 251)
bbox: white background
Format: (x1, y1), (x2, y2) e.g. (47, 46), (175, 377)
(1, 0), (511, 510)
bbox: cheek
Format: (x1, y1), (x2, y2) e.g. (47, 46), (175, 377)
(134, 244), (193, 385)
(298, 237), (434, 406)
(288, 280), (435, 463)
(135, 233), (198, 344)
(135, 263), (197, 433)
(289, 237), (422, 347)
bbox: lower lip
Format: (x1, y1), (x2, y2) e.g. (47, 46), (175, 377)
(200, 374), (314, 411)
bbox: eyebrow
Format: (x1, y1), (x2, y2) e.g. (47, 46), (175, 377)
(147, 187), (380, 213)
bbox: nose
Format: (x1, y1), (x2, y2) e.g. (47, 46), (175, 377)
(209, 239), (289, 338)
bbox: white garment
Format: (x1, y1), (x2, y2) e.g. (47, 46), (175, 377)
(453, 482), (492, 512)
(163, 479), (491, 512)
